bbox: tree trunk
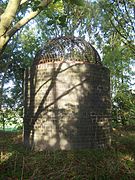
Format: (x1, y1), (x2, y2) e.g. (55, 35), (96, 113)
(23, 125), (31, 147)
(0, 0), (52, 58)
(0, 39), (8, 58)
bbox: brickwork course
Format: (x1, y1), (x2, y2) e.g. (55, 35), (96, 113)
(23, 36), (111, 150)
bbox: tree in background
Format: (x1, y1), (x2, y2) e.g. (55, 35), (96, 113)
(112, 88), (135, 126)
(98, 0), (135, 125)
(0, 0), (53, 56)
(0, 0), (85, 130)
(0, 0), (53, 119)
(0, 0), (134, 130)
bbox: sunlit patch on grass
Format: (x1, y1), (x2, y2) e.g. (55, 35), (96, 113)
(0, 127), (135, 179)
(121, 154), (134, 162)
(13, 134), (22, 144)
(0, 151), (13, 163)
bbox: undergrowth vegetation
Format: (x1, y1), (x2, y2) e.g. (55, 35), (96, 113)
(0, 127), (135, 179)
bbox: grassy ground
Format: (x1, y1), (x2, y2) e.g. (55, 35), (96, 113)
(0, 127), (135, 180)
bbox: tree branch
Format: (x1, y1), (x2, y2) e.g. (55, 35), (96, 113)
(0, 0), (52, 52)
(0, 0), (21, 36)
(20, 0), (28, 5)
(109, 18), (135, 53)
(122, 0), (135, 32)
(7, 10), (40, 38)
(6, 0), (52, 40)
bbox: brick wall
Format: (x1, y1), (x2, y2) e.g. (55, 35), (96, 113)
(24, 61), (111, 150)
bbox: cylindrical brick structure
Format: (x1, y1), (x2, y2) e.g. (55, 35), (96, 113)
(23, 37), (111, 150)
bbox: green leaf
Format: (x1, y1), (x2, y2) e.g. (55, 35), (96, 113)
(59, 15), (67, 22)
(70, 0), (84, 6)
(31, 0), (41, 11)
(47, 20), (55, 26)
(53, 0), (60, 4)
(64, 0), (84, 6)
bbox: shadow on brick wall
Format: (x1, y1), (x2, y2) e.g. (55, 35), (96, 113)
(23, 61), (111, 150)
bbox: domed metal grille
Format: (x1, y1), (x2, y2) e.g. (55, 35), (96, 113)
(34, 36), (101, 65)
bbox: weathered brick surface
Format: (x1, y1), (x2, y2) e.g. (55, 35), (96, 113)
(24, 62), (111, 150)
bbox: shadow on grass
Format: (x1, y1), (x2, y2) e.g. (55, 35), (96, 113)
(0, 129), (135, 179)
(113, 126), (135, 158)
